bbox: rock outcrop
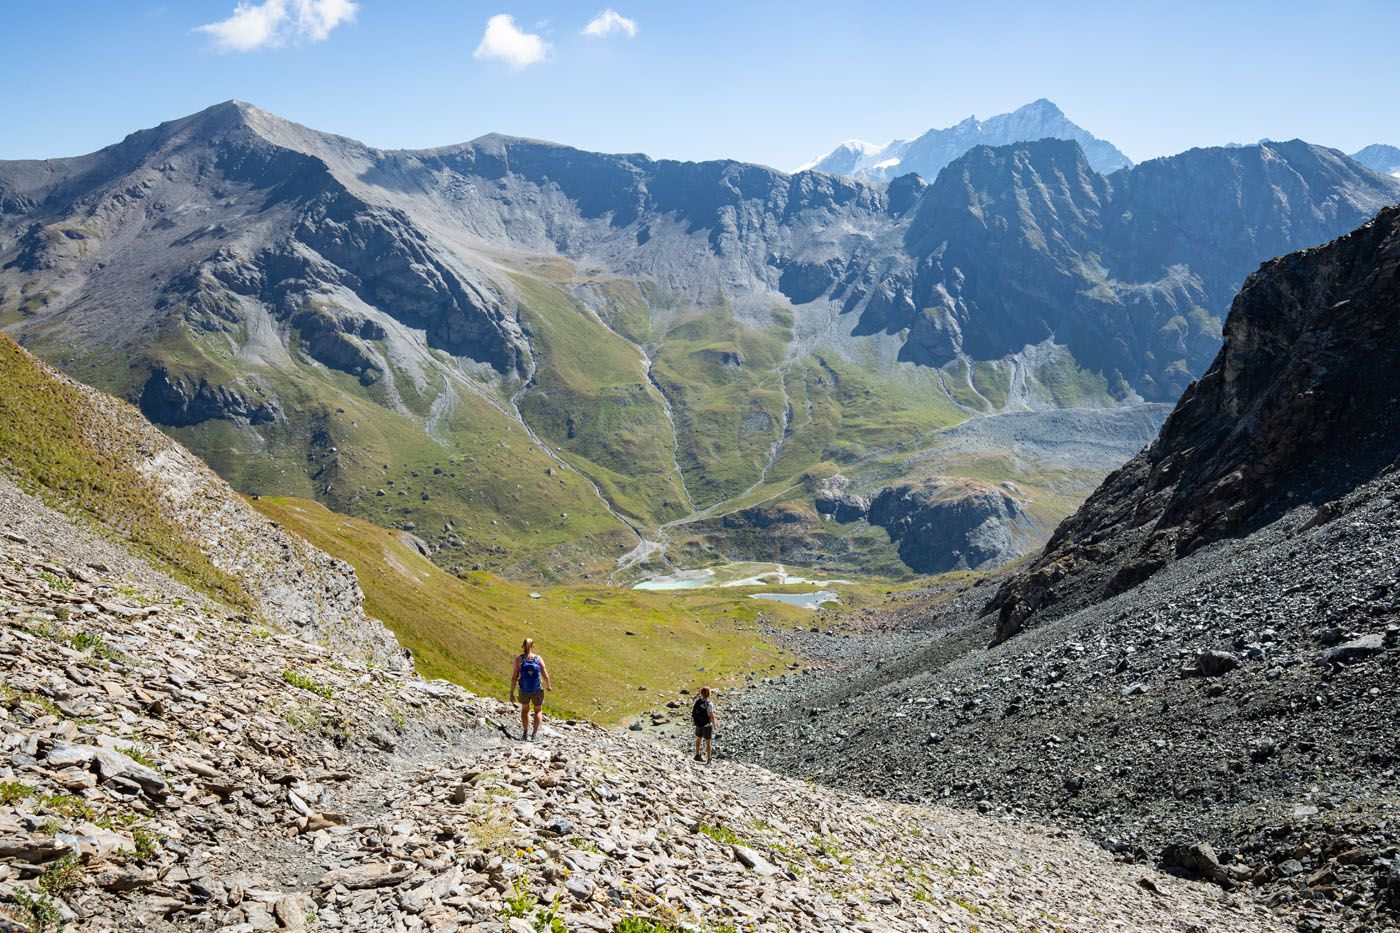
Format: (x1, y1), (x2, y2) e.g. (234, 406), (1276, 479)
(866, 481), (1033, 574)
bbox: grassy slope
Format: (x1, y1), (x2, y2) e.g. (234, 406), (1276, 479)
(27, 309), (636, 582)
(252, 496), (798, 724)
(652, 304), (792, 508)
(0, 334), (249, 607)
(510, 269), (688, 527)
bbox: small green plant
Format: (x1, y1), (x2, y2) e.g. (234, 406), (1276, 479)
(0, 685), (63, 719)
(39, 793), (95, 821)
(37, 572), (73, 593)
(697, 823), (743, 846)
(69, 631), (113, 660)
(283, 705), (350, 746)
(38, 852), (84, 897)
(533, 892), (567, 933)
(613, 918), (679, 933)
(501, 875), (535, 919)
(10, 888), (63, 933)
(0, 781), (36, 804)
(93, 809), (140, 831)
(282, 669), (333, 699)
(116, 746), (157, 769)
(130, 826), (161, 861)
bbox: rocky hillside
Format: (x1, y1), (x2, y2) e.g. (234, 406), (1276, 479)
(0, 335), (403, 670)
(988, 204), (1400, 640)
(798, 99), (1133, 180)
(2, 103), (1396, 578)
(0, 356), (1288, 932)
(727, 209), (1400, 931)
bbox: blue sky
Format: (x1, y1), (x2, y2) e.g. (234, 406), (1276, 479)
(2, 1), (1396, 169)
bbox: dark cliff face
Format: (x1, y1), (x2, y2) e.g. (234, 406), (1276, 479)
(987, 205), (1400, 642)
(866, 482), (1033, 574)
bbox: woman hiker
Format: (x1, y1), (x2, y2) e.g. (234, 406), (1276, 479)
(509, 637), (552, 740)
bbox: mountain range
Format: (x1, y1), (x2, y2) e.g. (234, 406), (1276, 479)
(797, 98), (1134, 180)
(1, 101), (1397, 581)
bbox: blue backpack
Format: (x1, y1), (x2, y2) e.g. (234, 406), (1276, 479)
(519, 655), (543, 693)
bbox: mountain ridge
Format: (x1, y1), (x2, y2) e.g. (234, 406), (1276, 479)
(3, 102), (1397, 579)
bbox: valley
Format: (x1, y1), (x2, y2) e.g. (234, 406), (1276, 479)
(0, 75), (1398, 933)
(4, 102), (1396, 588)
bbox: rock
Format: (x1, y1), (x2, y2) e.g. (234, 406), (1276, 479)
(273, 893), (316, 930)
(1319, 632), (1385, 665)
(564, 876), (594, 901)
(1161, 842), (1251, 886)
(1195, 649), (1240, 677)
(45, 740), (98, 768)
(316, 862), (413, 891)
(731, 845), (779, 877)
(93, 748), (167, 797)
(542, 818), (575, 837)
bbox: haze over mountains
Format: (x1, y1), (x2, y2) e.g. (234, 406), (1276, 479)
(797, 98), (1134, 180)
(1, 100), (1397, 583)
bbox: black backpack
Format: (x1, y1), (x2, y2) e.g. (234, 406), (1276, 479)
(691, 697), (711, 726)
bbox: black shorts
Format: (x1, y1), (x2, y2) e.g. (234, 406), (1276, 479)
(518, 690), (544, 708)
(695, 723), (713, 739)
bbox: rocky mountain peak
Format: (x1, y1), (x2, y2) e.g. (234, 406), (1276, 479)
(1352, 142), (1400, 177)
(799, 98), (1133, 183)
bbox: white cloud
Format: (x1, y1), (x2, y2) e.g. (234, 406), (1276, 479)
(196, 0), (357, 53)
(581, 9), (637, 39)
(474, 14), (550, 69)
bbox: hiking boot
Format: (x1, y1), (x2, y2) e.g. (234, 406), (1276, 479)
(520, 729), (528, 740)
(693, 754), (703, 762)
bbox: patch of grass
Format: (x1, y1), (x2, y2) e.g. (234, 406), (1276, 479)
(651, 302), (792, 508)
(69, 631), (114, 660)
(698, 823), (744, 846)
(0, 334), (250, 608)
(613, 918), (683, 933)
(38, 793), (95, 821)
(130, 826), (161, 861)
(37, 571), (73, 593)
(511, 272), (688, 527)
(0, 684), (64, 720)
(116, 745), (157, 769)
(281, 668), (333, 699)
(0, 781), (36, 805)
(1028, 345), (1112, 408)
(9, 888), (63, 933)
(38, 852), (84, 897)
(283, 704), (349, 744)
(129, 315), (635, 582)
(251, 496), (796, 723)
(970, 360), (1011, 409)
